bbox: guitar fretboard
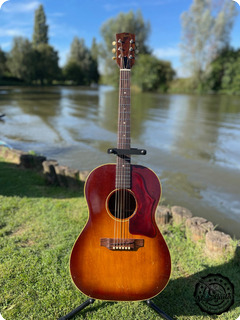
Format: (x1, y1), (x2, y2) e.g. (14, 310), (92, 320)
(116, 69), (131, 189)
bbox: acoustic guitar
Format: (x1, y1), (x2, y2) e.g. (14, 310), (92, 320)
(70, 32), (171, 301)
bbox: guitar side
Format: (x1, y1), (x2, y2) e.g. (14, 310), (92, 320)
(70, 164), (171, 301)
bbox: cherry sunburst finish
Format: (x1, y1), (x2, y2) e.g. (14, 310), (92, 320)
(70, 32), (171, 301)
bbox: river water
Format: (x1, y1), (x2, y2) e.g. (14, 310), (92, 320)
(0, 86), (240, 238)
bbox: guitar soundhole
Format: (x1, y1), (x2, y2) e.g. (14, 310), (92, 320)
(108, 189), (137, 220)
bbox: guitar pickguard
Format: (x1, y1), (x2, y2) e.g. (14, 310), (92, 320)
(129, 167), (160, 238)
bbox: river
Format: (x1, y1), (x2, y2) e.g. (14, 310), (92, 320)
(0, 86), (240, 238)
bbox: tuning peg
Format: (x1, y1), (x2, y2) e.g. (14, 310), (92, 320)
(112, 48), (116, 53)
(135, 49), (139, 54)
(112, 41), (116, 46)
(112, 56), (116, 60)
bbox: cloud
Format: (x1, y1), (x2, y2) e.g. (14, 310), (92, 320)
(102, 0), (168, 11)
(153, 46), (180, 59)
(2, 1), (40, 13)
(103, 1), (138, 11)
(0, 27), (27, 37)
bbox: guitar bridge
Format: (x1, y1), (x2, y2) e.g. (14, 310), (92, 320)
(100, 238), (144, 251)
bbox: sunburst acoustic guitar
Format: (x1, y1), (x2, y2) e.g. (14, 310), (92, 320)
(70, 32), (171, 301)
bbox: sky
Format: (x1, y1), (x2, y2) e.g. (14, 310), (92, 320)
(0, 0), (240, 76)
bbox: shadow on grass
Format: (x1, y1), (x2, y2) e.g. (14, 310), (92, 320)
(0, 161), (84, 198)
(152, 252), (240, 319)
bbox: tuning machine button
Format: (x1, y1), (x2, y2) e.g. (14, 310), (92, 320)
(112, 48), (116, 53)
(112, 41), (116, 46)
(112, 57), (116, 60)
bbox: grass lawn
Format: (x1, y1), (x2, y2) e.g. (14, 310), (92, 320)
(0, 159), (239, 320)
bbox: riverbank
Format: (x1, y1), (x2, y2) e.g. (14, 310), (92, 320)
(0, 154), (239, 319)
(0, 145), (238, 250)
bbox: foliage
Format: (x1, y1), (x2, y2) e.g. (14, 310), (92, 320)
(181, 0), (237, 83)
(0, 159), (239, 320)
(168, 77), (196, 94)
(0, 48), (7, 78)
(63, 60), (84, 85)
(7, 37), (36, 83)
(100, 10), (151, 87)
(101, 10), (150, 56)
(6, 36), (60, 85)
(32, 4), (48, 46)
(131, 54), (175, 92)
(34, 43), (60, 85)
(204, 47), (240, 94)
(63, 37), (99, 85)
(3, 5), (99, 86)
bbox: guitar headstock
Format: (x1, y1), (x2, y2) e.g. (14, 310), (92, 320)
(112, 33), (136, 69)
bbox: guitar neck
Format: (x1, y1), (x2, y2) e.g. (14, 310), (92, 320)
(116, 69), (131, 189)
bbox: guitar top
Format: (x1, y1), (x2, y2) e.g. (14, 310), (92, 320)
(70, 32), (171, 301)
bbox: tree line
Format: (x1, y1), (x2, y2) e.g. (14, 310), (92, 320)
(0, 5), (175, 92)
(0, 5), (99, 86)
(0, 1), (239, 93)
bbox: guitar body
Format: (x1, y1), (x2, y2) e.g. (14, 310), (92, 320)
(70, 164), (171, 301)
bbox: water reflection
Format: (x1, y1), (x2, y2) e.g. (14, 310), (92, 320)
(0, 86), (240, 237)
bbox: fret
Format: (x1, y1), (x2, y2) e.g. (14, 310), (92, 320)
(116, 66), (131, 189)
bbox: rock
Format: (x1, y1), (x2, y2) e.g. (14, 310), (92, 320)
(155, 205), (172, 225)
(64, 167), (81, 188)
(185, 217), (214, 242)
(171, 206), (192, 225)
(0, 147), (25, 165)
(205, 230), (232, 257)
(55, 165), (69, 187)
(79, 170), (90, 182)
(234, 242), (240, 265)
(20, 154), (46, 170)
(42, 160), (59, 185)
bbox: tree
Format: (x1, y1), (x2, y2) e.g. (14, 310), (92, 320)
(101, 10), (150, 56)
(204, 48), (240, 93)
(34, 44), (60, 85)
(7, 37), (36, 83)
(64, 37), (98, 85)
(90, 37), (100, 84)
(32, 5), (60, 84)
(132, 55), (175, 92)
(0, 48), (7, 78)
(181, 0), (237, 83)
(100, 10), (151, 85)
(32, 4), (48, 46)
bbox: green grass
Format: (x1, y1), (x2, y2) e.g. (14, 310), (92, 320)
(0, 159), (239, 320)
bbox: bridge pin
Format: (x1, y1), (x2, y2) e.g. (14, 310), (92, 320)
(113, 246), (115, 250)
(128, 247), (131, 250)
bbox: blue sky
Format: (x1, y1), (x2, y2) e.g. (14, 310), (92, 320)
(0, 0), (240, 76)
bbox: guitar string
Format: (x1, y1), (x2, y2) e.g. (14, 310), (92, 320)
(114, 61), (131, 248)
(123, 71), (128, 246)
(114, 62), (122, 249)
(127, 69), (130, 243)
